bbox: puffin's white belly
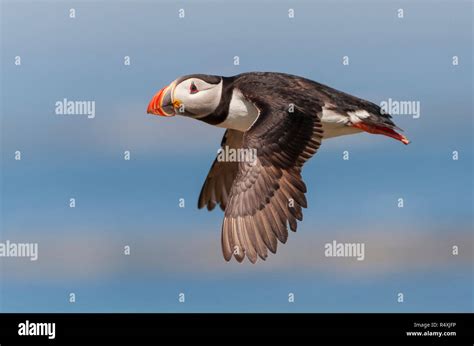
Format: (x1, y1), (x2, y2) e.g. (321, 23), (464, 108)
(321, 108), (362, 139)
(216, 89), (259, 132)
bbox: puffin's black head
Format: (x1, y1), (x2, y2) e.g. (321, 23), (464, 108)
(147, 74), (224, 118)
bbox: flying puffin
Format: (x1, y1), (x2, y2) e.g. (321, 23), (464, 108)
(147, 72), (409, 263)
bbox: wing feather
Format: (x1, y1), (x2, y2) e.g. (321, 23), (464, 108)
(220, 85), (324, 262)
(198, 130), (243, 211)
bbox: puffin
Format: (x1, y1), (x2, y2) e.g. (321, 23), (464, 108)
(147, 72), (409, 263)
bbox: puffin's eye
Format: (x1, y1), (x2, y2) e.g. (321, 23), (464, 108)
(190, 82), (199, 94)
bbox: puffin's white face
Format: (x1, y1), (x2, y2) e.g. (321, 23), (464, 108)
(173, 78), (223, 118)
(147, 75), (223, 118)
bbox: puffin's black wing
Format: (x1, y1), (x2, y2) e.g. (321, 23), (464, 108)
(222, 74), (324, 263)
(198, 129), (243, 211)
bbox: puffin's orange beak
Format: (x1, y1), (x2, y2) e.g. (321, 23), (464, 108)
(147, 82), (176, 117)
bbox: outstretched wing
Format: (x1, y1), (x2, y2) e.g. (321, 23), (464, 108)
(198, 130), (243, 211)
(222, 79), (324, 262)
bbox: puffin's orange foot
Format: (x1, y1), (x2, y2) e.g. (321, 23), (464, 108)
(352, 122), (410, 145)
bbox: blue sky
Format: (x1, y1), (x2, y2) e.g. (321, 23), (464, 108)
(0, 0), (472, 312)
